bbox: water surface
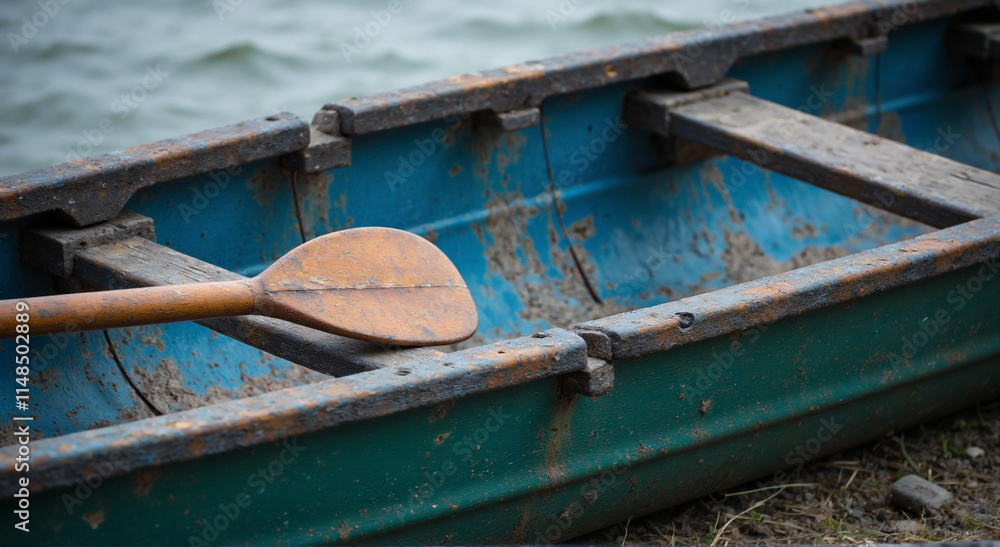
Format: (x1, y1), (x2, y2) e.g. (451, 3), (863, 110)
(0, 0), (828, 176)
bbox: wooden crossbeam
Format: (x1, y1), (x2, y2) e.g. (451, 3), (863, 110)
(629, 89), (1000, 228)
(71, 237), (443, 376)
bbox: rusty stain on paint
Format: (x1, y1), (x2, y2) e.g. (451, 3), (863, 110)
(134, 467), (159, 497)
(83, 510), (105, 530)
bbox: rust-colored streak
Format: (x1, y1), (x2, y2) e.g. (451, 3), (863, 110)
(133, 467), (159, 497)
(0, 227), (478, 346)
(82, 510), (105, 530)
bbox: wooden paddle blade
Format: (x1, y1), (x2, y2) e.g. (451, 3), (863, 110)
(252, 227), (478, 346)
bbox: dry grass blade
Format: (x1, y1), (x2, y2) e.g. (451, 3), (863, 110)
(723, 483), (817, 498)
(711, 487), (786, 546)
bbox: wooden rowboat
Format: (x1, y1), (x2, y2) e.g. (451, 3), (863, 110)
(3, 0), (1000, 543)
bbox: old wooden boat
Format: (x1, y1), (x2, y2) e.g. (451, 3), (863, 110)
(3, 0), (1000, 543)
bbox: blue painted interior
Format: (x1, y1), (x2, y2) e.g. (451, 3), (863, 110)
(3, 16), (997, 439)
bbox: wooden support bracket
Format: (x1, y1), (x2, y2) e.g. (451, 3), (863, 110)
(625, 79), (749, 166)
(560, 357), (614, 397)
(475, 107), (541, 131)
(949, 21), (1000, 81)
(836, 35), (888, 56)
(280, 124), (352, 173)
(949, 22), (1000, 59)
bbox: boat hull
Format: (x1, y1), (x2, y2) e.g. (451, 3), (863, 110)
(2, 1), (1000, 543)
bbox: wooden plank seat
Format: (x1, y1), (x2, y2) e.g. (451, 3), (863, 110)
(626, 82), (1000, 228)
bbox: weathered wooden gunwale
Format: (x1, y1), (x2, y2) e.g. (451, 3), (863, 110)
(0, 114), (309, 226)
(318, 0), (993, 135)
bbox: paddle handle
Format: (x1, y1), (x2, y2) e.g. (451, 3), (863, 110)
(0, 280), (255, 338)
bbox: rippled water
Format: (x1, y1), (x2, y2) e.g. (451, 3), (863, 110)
(0, 0), (827, 176)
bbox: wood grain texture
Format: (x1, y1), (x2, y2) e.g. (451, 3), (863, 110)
(0, 280), (252, 337)
(253, 227), (478, 346)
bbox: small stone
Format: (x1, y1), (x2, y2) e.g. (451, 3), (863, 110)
(803, 492), (814, 501)
(974, 512), (993, 524)
(874, 507), (895, 522)
(891, 474), (954, 514)
(969, 503), (990, 514)
(895, 519), (924, 534)
(965, 446), (985, 459)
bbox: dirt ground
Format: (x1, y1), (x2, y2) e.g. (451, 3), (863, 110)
(575, 398), (1000, 545)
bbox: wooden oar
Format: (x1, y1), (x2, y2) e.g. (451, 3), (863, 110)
(0, 227), (478, 346)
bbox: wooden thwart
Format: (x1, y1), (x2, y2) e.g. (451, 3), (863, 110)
(632, 89), (1000, 228)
